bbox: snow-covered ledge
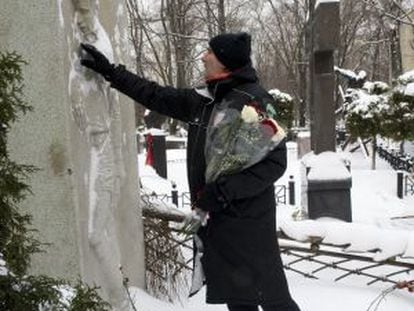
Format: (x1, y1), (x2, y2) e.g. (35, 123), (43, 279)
(280, 218), (414, 261)
(302, 151), (351, 182)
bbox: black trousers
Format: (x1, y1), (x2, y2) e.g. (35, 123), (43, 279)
(227, 300), (300, 311)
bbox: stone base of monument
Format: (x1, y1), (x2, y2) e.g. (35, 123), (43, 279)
(307, 178), (352, 222)
(301, 152), (352, 222)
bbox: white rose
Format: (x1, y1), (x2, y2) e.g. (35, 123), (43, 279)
(241, 105), (259, 123)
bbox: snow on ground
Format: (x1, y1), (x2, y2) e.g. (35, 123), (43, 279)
(136, 142), (414, 311)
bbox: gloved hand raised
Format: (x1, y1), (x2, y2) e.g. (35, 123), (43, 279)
(80, 43), (115, 81)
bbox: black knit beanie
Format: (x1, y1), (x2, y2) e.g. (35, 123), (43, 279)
(209, 32), (252, 70)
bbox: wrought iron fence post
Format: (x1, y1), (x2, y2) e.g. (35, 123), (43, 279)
(397, 171), (404, 199)
(405, 175), (408, 196)
(289, 175), (295, 205)
(171, 182), (178, 207)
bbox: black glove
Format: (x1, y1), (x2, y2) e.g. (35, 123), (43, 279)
(196, 182), (228, 212)
(80, 43), (115, 81)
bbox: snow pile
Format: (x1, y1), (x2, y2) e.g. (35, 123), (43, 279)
(280, 219), (414, 261)
(140, 164), (176, 195)
(139, 159), (188, 220)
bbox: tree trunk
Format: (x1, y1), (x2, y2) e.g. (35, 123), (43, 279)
(390, 24), (402, 80)
(217, 0), (226, 34)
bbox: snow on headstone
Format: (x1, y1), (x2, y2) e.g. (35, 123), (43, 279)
(302, 151), (351, 181)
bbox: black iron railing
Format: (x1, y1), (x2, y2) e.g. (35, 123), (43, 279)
(141, 184), (288, 209)
(376, 145), (414, 172)
(406, 174), (414, 196)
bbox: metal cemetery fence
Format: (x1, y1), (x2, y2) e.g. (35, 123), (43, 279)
(141, 184), (290, 209)
(376, 145), (414, 197)
(406, 174), (414, 196)
(376, 145), (414, 172)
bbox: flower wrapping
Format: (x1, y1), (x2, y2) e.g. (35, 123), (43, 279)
(205, 100), (286, 183)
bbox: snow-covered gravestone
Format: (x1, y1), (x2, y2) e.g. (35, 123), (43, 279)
(0, 0), (145, 309)
(309, 0), (339, 154)
(302, 152), (352, 222)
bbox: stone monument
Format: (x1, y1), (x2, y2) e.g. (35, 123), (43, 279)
(309, 0), (339, 154)
(304, 0), (353, 222)
(0, 0), (145, 309)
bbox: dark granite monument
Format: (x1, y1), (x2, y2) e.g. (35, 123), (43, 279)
(305, 0), (353, 222)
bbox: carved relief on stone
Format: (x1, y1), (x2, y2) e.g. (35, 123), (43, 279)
(73, 0), (97, 42)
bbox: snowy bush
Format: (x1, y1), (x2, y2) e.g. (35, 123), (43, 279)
(386, 70), (414, 141)
(338, 67), (414, 142)
(343, 87), (390, 139)
(268, 88), (294, 129)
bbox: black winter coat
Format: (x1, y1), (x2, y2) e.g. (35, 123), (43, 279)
(110, 65), (297, 307)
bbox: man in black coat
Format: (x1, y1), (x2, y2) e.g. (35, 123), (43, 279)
(80, 32), (300, 311)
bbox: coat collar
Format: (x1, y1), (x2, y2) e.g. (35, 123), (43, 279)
(207, 65), (258, 101)
(195, 66), (258, 101)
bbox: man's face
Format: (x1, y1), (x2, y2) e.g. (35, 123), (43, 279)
(201, 48), (227, 80)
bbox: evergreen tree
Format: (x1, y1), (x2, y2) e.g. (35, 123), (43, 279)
(338, 66), (390, 169)
(268, 89), (295, 130)
(385, 71), (414, 141)
(0, 51), (111, 310)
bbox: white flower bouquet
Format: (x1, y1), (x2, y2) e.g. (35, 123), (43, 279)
(205, 100), (286, 183)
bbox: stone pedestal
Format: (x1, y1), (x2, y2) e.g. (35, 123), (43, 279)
(302, 152), (352, 222)
(0, 1), (145, 308)
(307, 178), (352, 221)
